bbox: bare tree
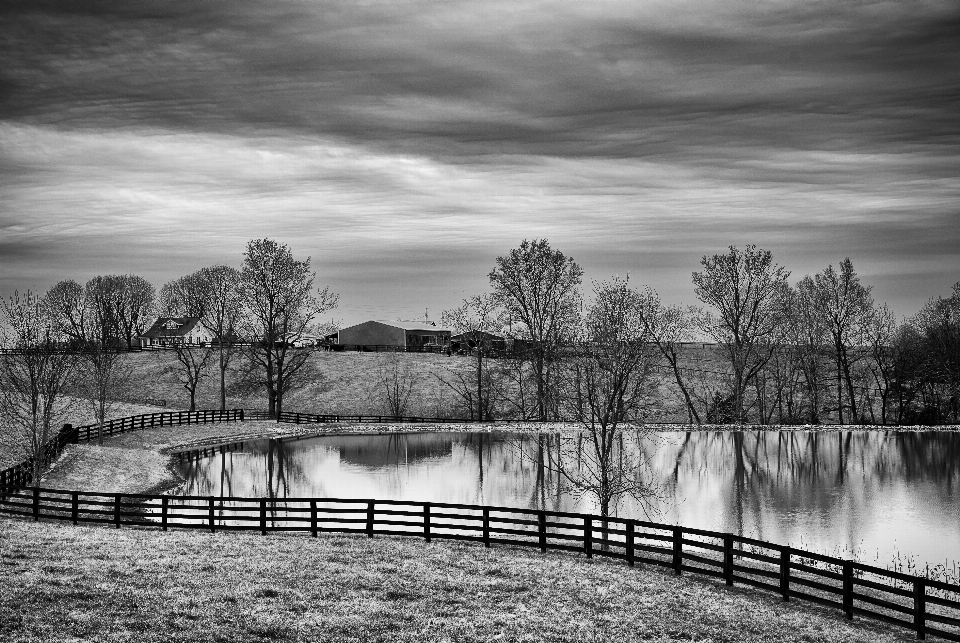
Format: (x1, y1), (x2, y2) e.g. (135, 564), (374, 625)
(42, 280), (134, 443)
(77, 345), (133, 445)
(441, 294), (503, 421)
(162, 344), (214, 411)
(163, 265), (243, 410)
(558, 277), (662, 521)
(638, 289), (703, 425)
(0, 290), (79, 481)
(489, 239), (582, 421)
(113, 275), (155, 348)
(692, 245), (790, 423)
(911, 282), (960, 423)
(82, 275), (155, 348)
(797, 258), (874, 424)
(44, 280), (88, 348)
(377, 353), (419, 419)
(239, 239), (338, 417)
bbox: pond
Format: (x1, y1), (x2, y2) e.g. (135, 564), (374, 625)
(176, 429), (960, 576)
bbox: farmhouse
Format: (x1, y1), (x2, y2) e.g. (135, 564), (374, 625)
(139, 317), (214, 347)
(333, 320), (452, 349)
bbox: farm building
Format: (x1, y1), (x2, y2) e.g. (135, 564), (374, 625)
(139, 317), (214, 347)
(450, 330), (506, 352)
(333, 320), (452, 349)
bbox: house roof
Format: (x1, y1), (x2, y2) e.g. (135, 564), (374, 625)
(141, 317), (204, 338)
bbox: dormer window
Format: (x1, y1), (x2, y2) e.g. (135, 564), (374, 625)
(164, 320), (181, 330)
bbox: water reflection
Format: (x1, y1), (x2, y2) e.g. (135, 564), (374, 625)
(177, 429), (960, 572)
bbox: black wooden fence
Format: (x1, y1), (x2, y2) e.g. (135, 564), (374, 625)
(0, 410), (958, 641)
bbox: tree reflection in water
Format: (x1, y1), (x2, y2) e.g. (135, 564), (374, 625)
(177, 429), (960, 571)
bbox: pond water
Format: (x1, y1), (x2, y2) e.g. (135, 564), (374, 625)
(177, 429), (960, 575)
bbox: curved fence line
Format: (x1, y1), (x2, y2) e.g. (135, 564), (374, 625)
(1, 410), (959, 641)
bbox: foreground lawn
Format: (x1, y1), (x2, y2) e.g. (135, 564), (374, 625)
(0, 519), (910, 643)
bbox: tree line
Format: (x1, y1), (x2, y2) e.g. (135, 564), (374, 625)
(0, 239), (337, 478)
(440, 240), (959, 427)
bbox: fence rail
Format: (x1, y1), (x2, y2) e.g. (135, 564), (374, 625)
(0, 486), (958, 641)
(0, 409), (958, 641)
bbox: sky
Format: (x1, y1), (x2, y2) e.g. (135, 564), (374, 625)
(1, 0), (958, 328)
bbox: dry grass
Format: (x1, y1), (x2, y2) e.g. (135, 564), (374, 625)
(114, 350), (471, 416)
(0, 518), (912, 643)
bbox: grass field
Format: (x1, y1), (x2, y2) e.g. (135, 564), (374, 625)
(110, 350), (475, 417)
(0, 518), (911, 643)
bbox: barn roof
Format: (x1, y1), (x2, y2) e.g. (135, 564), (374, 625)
(340, 320), (453, 333)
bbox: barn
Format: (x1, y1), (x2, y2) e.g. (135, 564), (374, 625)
(334, 320), (452, 350)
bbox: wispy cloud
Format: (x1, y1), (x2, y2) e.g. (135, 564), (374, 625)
(1, 0), (957, 322)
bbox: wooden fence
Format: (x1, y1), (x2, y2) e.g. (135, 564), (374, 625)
(0, 409), (244, 489)
(276, 411), (484, 425)
(0, 409), (959, 640)
(0, 487), (958, 641)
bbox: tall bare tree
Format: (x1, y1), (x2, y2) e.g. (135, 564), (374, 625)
(692, 245), (790, 423)
(239, 239), (338, 417)
(44, 280), (88, 348)
(911, 281), (960, 423)
(441, 294), (503, 421)
(638, 289), (703, 425)
(163, 265), (243, 410)
(797, 258), (874, 424)
(529, 277), (662, 533)
(42, 279), (133, 443)
(0, 290), (79, 480)
(489, 239), (582, 421)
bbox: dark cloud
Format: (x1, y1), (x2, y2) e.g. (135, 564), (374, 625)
(0, 0), (957, 322)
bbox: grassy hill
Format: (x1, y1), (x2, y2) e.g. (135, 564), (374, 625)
(105, 350), (475, 417)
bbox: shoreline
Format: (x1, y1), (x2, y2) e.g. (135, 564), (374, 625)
(37, 418), (960, 497)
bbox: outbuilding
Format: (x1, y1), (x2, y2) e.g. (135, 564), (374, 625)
(333, 320), (452, 350)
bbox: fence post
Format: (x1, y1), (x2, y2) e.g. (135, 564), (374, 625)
(914, 579), (926, 640)
(367, 501), (375, 538)
(842, 561), (853, 620)
(483, 508), (490, 547)
(239, 409), (244, 422)
(780, 547), (790, 601)
(114, 494), (121, 528)
(260, 499), (267, 535)
(584, 517), (592, 559)
(208, 496), (215, 534)
(162, 497), (168, 531)
(538, 511), (546, 553)
(724, 535), (734, 586)
(626, 520), (635, 567)
(32, 487), (39, 521)
(310, 500), (318, 537)
(424, 503), (431, 543)
(673, 527), (682, 575)
(71, 491), (79, 525)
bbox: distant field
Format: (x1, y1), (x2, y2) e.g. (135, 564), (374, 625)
(103, 350), (476, 417)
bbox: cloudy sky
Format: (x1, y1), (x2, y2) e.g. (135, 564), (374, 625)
(1, 0), (957, 326)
